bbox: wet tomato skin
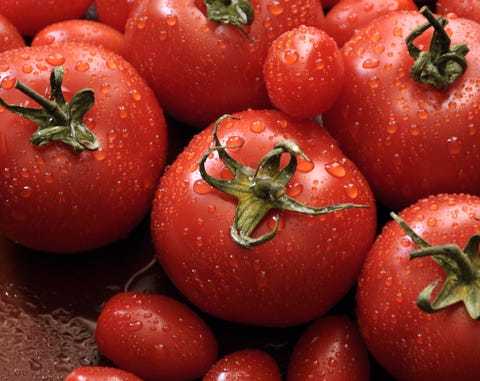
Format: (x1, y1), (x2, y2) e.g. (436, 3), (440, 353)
(203, 349), (282, 381)
(287, 315), (370, 381)
(95, 292), (218, 381)
(65, 366), (144, 381)
(151, 109), (376, 327)
(0, 13), (25, 53)
(323, 11), (480, 211)
(357, 193), (480, 381)
(0, 42), (168, 253)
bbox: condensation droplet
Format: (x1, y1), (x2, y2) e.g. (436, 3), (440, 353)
(126, 320), (143, 332)
(417, 109), (429, 120)
(283, 50), (299, 64)
(166, 15), (178, 26)
(325, 162), (346, 178)
(267, 1), (284, 15)
(46, 53), (65, 66)
(93, 149), (107, 161)
(344, 183), (358, 199)
(362, 58), (380, 69)
(193, 179), (211, 195)
(447, 136), (461, 155)
(297, 156), (314, 172)
(20, 186), (33, 199)
(75, 61), (90, 72)
(1, 75), (16, 90)
(250, 120), (266, 133)
(225, 135), (244, 151)
(286, 182), (303, 197)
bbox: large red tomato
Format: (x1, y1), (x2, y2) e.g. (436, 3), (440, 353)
(0, 42), (168, 253)
(151, 109), (376, 327)
(124, 0), (326, 128)
(323, 8), (480, 210)
(357, 193), (480, 381)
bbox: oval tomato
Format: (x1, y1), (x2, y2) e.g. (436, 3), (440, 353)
(95, 291), (218, 381)
(151, 109), (376, 327)
(324, 0), (418, 47)
(31, 19), (126, 57)
(0, 0), (93, 36)
(124, 0), (326, 128)
(203, 349), (282, 381)
(357, 193), (480, 381)
(0, 13), (25, 53)
(287, 315), (370, 381)
(0, 42), (168, 253)
(323, 8), (480, 211)
(65, 366), (143, 381)
(263, 24), (344, 118)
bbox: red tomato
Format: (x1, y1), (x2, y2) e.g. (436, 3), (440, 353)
(287, 315), (370, 381)
(322, 0), (341, 8)
(65, 366), (143, 381)
(437, 0), (480, 23)
(151, 109), (377, 327)
(31, 19), (126, 57)
(357, 193), (480, 381)
(0, 42), (168, 253)
(95, 292), (218, 381)
(94, 0), (137, 32)
(324, 0), (418, 47)
(0, 0), (93, 36)
(124, 0), (326, 128)
(0, 13), (25, 53)
(263, 25), (344, 118)
(323, 8), (480, 211)
(203, 349), (282, 381)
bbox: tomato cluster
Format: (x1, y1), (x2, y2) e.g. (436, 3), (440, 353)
(2, 0), (480, 380)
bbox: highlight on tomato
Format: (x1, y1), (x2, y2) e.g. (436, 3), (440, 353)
(151, 109), (377, 327)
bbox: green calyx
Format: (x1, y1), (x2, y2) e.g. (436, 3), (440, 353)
(391, 212), (480, 320)
(0, 66), (98, 153)
(406, 6), (469, 90)
(199, 114), (368, 248)
(204, 0), (255, 40)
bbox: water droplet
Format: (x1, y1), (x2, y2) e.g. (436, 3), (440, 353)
(297, 156), (314, 172)
(427, 217), (437, 227)
(166, 15), (178, 26)
(344, 183), (358, 199)
(417, 109), (429, 120)
(400, 237), (411, 247)
(225, 135), (244, 151)
(267, 1), (284, 15)
(93, 149), (107, 161)
(46, 53), (65, 66)
(286, 182), (303, 197)
(283, 50), (299, 64)
(0, 63), (9, 71)
(75, 61), (90, 72)
(100, 83), (111, 94)
(368, 77), (380, 88)
(130, 89), (141, 101)
(22, 64), (33, 74)
(447, 136), (461, 155)
(126, 320), (143, 332)
(1, 75), (16, 90)
(118, 106), (128, 119)
(325, 162), (346, 178)
(106, 60), (118, 70)
(250, 120), (266, 133)
(193, 179), (211, 195)
(364, 2), (374, 11)
(20, 186), (33, 199)
(362, 58), (379, 69)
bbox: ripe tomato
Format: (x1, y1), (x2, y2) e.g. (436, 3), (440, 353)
(0, 42), (168, 253)
(94, 0), (137, 32)
(0, 0), (93, 36)
(324, 0), (418, 47)
(124, 0), (326, 128)
(203, 349), (282, 381)
(437, 0), (480, 23)
(263, 24), (344, 118)
(0, 13), (25, 53)
(323, 8), (480, 211)
(357, 193), (480, 381)
(65, 366), (143, 381)
(287, 315), (370, 381)
(95, 291), (218, 381)
(32, 19), (126, 57)
(151, 109), (376, 327)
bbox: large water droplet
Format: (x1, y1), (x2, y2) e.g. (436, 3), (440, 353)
(325, 162), (346, 178)
(193, 179), (211, 195)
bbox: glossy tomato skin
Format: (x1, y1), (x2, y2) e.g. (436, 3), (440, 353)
(263, 25), (344, 118)
(0, 42), (168, 253)
(324, 0), (418, 47)
(95, 292), (218, 381)
(32, 19), (126, 57)
(151, 109), (376, 327)
(124, 0), (326, 128)
(437, 0), (480, 23)
(287, 315), (370, 381)
(0, 13), (25, 53)
(357, 193), (480, 381)
(65, 366), (144, 381)
(323, 11), (480, 211)
(0, 0), (93, 36)
(203, 349), (282, 381)
(94, 0), (137, 32)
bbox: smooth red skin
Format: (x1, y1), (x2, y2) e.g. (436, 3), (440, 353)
(322, 0), (341, 8)
(0, 43), (168, 253)
(124, 0), (326, 129)
(264, 25), (344, 118)
(356, 193), (480, 381)
(324, 0), (418, 47)
(65, 366), (143, 381)
(0, 13), (25, 53)
(0, 0), (93, 36)
(203, 349), (282, 381)
(95, 0), (137, 32)
(95, 292), (218, 381)
(437, 0), (480, 24)
(151, 109), (377, 327)
(32, 20), (126, 58)
(323, 11), (480, 211)
(287, 315), (370, 381)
